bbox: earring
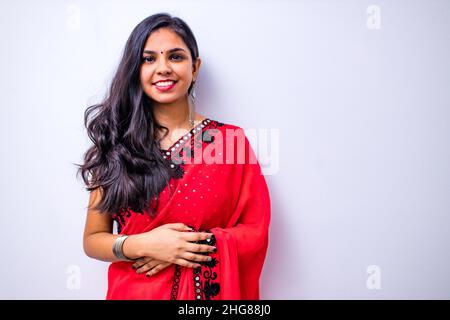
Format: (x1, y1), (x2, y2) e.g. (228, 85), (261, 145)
(188, 81), (196, 128)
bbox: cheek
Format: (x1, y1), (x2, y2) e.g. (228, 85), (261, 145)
(140, 69), (156, 95)
(174, 64), (192, 79)
(140, 67), (152, 86)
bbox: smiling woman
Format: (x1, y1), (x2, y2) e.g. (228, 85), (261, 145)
(77, 12), (271, 300)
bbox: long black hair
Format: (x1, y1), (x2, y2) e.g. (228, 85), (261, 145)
(76, 13), (200, 216)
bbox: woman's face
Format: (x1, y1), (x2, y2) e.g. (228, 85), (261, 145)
(140, 28), (201, 105)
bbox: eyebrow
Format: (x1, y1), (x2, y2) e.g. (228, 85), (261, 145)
(142, 47), (187, 55)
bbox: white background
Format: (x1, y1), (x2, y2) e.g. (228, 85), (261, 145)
(0, 0), (449, 299)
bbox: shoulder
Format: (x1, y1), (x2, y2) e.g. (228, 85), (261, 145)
(206, 119), (257, 162)
(206, 118), (256, 145)
(207, 118), (245, 133)
(206, 119), (250, 145)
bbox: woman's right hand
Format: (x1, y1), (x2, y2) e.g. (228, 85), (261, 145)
(131, 223), (216, 268)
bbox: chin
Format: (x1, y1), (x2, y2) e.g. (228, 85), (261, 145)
(150, 94), (181, 104)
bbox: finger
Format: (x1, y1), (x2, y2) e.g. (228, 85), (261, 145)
(174, 258), (202, 269)
(132, 257), (153, 270)
(136, 260), (160, 274)
(181, 252), (213, 263)
(181, 232), (214, 242)
(185, 242), (216, 253)
(164, 223), (192, 232)
(146, 262), (171, 277)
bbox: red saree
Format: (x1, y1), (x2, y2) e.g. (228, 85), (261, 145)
(106, 118), (271, 300)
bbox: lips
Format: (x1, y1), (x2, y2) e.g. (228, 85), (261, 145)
(153, 80), (178, 92)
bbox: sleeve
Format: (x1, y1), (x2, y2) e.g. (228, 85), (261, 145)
(207, 131), (271, 300)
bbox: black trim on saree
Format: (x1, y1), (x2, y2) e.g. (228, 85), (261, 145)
(170, 227), (220, 300)
(160, 118), (225, 180)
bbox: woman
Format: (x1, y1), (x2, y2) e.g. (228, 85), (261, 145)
(78, 13), (271, 300)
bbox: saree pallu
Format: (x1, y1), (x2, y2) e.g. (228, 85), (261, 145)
(106, 118), (271, 300)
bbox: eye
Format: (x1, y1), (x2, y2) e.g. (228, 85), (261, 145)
(171, 54), (183, 61)
(142, 54), (184, 64)
(142, 56), (154, 63)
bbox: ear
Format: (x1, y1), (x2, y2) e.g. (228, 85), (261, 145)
(192, 57), (202, 81)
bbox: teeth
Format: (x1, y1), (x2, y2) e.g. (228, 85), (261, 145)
(155, 81), (175, 87)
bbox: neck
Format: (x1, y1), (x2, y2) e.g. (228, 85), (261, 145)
(153, 96), (191, 132)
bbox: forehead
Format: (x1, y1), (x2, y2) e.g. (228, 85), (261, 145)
(143, 28), (188, 51)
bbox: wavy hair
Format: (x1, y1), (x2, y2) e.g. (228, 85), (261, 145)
(76, 13), (200, 216)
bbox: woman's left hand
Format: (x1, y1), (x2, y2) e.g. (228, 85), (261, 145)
(132, 257), (171, 277)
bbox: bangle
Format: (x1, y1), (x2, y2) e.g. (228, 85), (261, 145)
(112, 234), (135, 261)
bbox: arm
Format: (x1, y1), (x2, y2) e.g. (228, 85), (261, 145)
(82, 188), (143, 262)
(82, 188), (215, 264)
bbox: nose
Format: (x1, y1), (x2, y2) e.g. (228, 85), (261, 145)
(155, 56), (172, 75)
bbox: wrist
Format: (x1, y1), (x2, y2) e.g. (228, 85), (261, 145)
(121, 234), (143, 260)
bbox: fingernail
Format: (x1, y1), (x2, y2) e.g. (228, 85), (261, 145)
(146, 274), (150, 278)
(206, 256), (212, 261)
(212, 247), (217, 253)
